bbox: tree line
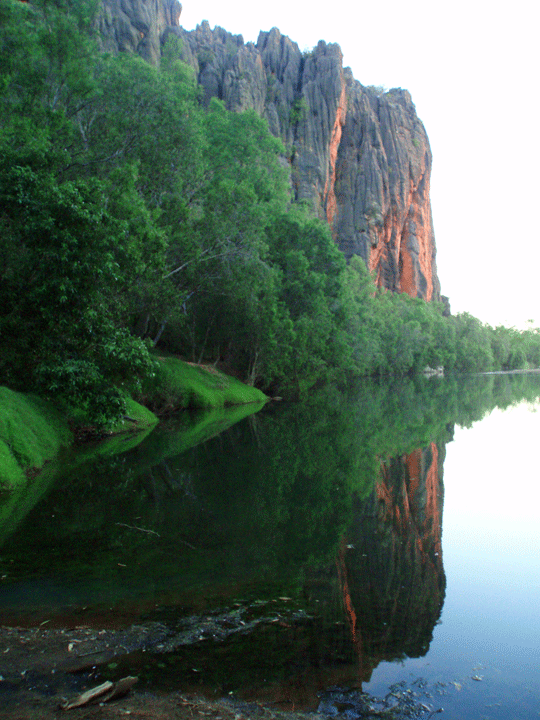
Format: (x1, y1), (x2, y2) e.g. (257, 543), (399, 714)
(1, 0), (539, 426)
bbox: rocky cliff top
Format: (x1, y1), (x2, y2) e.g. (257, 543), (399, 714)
(97, 0), (182, 64)
(96, 1), (440, 301)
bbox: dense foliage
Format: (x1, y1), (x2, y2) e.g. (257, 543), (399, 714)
(2, 0), (540, 425)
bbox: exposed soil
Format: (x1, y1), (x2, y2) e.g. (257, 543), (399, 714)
(0, 623), (315, 720)
(0, 622), (440, 720)
(0, 687), (275, 720)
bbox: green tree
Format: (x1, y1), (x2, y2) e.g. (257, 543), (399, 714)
(68, 42), (204, 338)
(265, 210), (353, 389)
(0, 160), (157, 424)
(452, 313), (494, 373)
(521, 326), (540, 368)
(0, 0), (98, 165)
(157, 99), (293, 382)
(0, 11), (200, 424)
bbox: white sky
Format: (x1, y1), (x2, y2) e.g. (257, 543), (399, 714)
(179, 0), (539, 329)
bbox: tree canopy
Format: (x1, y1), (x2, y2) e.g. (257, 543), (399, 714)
(1, 0), (539, 426)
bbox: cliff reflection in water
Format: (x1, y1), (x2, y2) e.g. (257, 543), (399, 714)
(2, 374), (540, 705)
(135, 436), (449, 708)
(274, 440), (447, 707)
(337, 442), (445, 684)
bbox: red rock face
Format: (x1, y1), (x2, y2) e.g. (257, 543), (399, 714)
(97, 7), (441, 300)
(368, 138), (437, 300)
(331, 83), (440, 301)
(376, 442), (444, 565)
(324, 77), (347, 227)
(327, 441), (446, 685)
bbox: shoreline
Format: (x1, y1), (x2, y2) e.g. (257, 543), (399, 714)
(0, 622), (442, 720)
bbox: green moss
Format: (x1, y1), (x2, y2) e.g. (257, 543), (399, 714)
(0, 360), (265, 488)
(136, 357), (268, 413)
(108, 396), (158, 432)
(0, 387), (72, 488)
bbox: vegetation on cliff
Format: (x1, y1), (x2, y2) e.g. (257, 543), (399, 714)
(2, 0), (540, 432)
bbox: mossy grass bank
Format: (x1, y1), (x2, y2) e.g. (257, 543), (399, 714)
(0, 387), (73, 488)
(1, 358), (267, 488)
(0, 389), (157, 489)
(135, 355), (268, 414)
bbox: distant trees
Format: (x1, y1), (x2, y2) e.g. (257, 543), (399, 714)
(2, 0), (540, 426)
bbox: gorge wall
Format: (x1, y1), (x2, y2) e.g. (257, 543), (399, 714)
(97, 0), (441, 301)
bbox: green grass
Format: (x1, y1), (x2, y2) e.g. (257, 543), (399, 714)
(136, 356), (268, 413)
(0, 388), (158, 490)
(0, 387), (72, 488)
(108, 396), (159, 432)
(0, 358), (266, 489)
(0, 395), (158, 544)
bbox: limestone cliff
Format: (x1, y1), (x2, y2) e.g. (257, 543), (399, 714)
(96, 1), (441, 300)
(97, 0), (182, 65)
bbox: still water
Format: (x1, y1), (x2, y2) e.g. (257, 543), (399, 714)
(364, 400), (540, 718)
(1, 374), (540, 718)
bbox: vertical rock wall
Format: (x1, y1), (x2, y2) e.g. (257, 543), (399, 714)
(97, 0), (182, 64)
(336, 83), (438, 300)
(97, 1), (441, 300)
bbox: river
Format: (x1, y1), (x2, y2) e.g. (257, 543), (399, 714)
(1, 374), (539, 718)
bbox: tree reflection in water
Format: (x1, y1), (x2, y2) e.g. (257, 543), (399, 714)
(1, 373), (540, 711)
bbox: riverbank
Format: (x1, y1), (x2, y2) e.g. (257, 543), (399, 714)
(0, 691), (313, 720)
(0, 357), (268, 487)
(0, 622), (436, 720)
(0, 620), (316, 720)
(0, 689), (276, 720)
(133, 356), (268, 415)
(0, 623), (262, 720)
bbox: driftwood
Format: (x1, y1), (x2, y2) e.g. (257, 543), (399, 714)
(61, 676), (138, 710)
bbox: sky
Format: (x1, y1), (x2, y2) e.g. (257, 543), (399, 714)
(179, 0), (539, 329)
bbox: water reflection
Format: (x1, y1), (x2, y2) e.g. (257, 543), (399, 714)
(2, 373), (540, 712)
(261, 440), (448, 706)
(73, 438), (448, 709)
(337, 442), (446, 680)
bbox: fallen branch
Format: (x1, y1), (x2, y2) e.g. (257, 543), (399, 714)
(61, 676), (138, 710)
(61, 681), (113, 709)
